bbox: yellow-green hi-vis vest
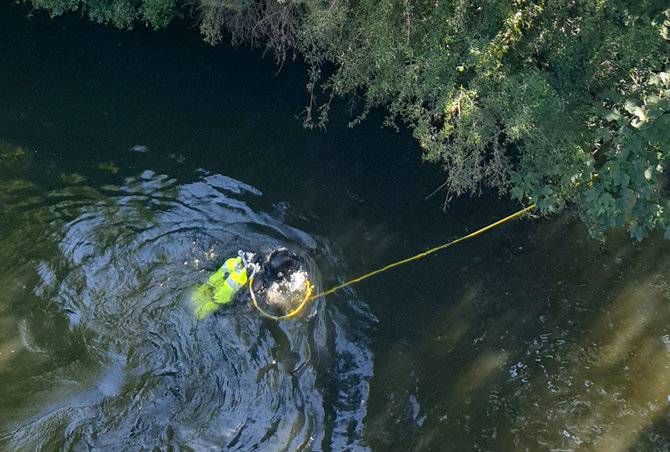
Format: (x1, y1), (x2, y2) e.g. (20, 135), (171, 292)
(191, 256), (248, 320)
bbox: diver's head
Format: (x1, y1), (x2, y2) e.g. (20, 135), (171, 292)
(265, 249), (300, 280)
(251, 248), (301, 294)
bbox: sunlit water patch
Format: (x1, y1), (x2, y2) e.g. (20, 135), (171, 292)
(388, 218), (670, 452)
(0, 156), (374, 450)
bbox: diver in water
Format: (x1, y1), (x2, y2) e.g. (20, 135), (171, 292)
(190, 249), (306, 319)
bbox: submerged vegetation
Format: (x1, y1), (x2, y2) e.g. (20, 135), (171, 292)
(20, 0), (670, 239)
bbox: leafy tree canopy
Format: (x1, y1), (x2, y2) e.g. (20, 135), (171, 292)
(19, 0), (670, 240)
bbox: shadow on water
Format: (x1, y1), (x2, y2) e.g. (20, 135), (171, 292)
(365, 213), (670, 451)
(0, 146), (374, 450)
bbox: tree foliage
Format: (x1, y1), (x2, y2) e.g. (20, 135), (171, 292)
(24, 0), (176, 29)
(18, 0), (670, 239)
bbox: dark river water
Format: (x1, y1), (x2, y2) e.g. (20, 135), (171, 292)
(2, 3), (670, 451)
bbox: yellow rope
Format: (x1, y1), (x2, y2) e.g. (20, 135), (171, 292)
(251, 203), (535, 320)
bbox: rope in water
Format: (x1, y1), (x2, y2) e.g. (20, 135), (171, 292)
(251, 203), (535, 320)
(249, 269), (314, 321)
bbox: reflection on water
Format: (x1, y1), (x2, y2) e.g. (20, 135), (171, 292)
(0, 149), (374, 450)
(2, 141), (670, 452)
(374, 216), (670, 452)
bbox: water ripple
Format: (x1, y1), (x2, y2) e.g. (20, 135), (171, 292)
(0, 169), (374, 451)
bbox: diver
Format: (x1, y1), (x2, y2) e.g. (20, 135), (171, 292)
(190, 248), (307, 319)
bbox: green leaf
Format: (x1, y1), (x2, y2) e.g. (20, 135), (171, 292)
(585, 189), (599, 203)
(629, 224), (645, 242)
(612, 170), (630, 187)
(600, 90), (620, 103)
(627, 135), (643, 154)
(509, 171), (522, 185)
(604, 109), (623, 122)
(648, 74), (662, 87)
(597, 127), (611, 142)
(623, 100), (639, 114)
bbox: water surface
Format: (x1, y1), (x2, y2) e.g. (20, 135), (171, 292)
(2, 4), (670, 451)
